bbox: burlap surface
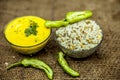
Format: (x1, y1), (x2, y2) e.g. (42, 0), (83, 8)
(0, 0), (120, 80)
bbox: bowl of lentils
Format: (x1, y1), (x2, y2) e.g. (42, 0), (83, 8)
(55, 20), (103, 58)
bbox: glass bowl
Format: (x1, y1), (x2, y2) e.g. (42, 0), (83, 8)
(4, 16), (52, 55)
(55, 21), (103, 58)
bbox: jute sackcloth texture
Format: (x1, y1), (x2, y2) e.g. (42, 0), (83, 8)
(0, 0), (120, 80)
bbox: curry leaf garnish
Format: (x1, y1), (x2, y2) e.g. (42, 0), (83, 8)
(25, 20), (39, 37)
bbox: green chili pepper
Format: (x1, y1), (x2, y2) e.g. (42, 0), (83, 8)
(7, 58), (53, 80)
(57, 51), (80, 77)
(66, 10), (93, 23)
(45, 20), (69, 28)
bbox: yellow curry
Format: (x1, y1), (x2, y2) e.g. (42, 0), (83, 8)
(4, 16), (51, 54)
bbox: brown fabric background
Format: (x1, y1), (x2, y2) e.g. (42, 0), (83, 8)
(0, 0), (120, 80)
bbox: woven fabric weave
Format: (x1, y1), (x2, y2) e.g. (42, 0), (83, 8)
(0, 0), (120, 80)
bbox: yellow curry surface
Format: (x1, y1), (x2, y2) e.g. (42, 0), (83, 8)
(5, 16), (51, 47)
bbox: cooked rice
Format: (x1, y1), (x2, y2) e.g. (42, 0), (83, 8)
(56, 20), (103, 51)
